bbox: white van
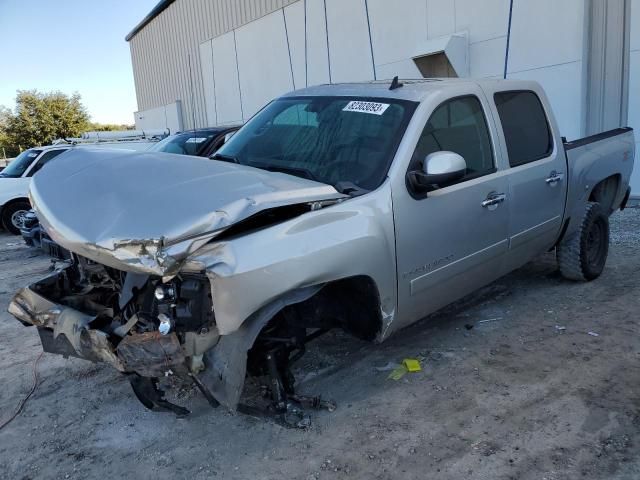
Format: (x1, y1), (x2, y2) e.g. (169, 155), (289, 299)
(0, 139), (156, 234)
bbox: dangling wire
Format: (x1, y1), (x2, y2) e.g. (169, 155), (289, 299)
(0, 352), (44, 431)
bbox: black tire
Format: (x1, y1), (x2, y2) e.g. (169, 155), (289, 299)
(557, 202), (609, 281)
(1, 201), (32, 235)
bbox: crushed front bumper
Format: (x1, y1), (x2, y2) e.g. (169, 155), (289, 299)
(8, 276), (186, 378)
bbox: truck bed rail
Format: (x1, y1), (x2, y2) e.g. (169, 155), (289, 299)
(564, 127), (633, 151)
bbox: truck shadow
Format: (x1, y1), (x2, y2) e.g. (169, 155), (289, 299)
(289, 250), (565, 406)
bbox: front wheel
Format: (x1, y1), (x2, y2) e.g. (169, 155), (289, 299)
(557, 202), (609, 281)
(1, 201), (32, 235)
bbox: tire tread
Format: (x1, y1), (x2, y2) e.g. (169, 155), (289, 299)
(557, 202), (608, 281)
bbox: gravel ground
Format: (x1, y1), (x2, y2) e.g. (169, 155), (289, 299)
(0, 208), (639, 480)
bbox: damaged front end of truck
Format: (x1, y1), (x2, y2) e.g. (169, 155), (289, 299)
(7, 148), (391, 426)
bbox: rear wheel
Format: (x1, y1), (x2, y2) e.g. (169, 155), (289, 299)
(1, 201), (31, 235)
(557, 202), (609, 281)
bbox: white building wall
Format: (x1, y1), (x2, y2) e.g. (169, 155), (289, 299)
(507, 0), (586, 141)
(284, 2), (307, 90)
(197, 0), (590, 140)
(191, 0), (636, 191)
(134, 101), (183, 132)
(211, 32), (243, 125)
(304, 0), (331, 86)
(235, 10), (295, 119)
(325, 0), (374, 83)
(629, 0), (640, 195)
(128, 0), (299, 130)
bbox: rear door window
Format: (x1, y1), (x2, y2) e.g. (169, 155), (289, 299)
(494, 90), (553, 167)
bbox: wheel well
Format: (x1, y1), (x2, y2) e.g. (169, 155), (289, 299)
(0, 197), (31, 218)
(589, 175), (620, 213)
(2, 197), (31, 210)
(266, 276), (383, 342)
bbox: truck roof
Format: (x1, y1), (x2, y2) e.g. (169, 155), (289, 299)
(284, 78), (538, 103)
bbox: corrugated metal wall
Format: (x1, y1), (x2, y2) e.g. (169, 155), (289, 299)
(128, 0), (299, 130)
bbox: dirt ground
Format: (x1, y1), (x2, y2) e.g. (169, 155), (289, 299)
(0, 208), (639, 480)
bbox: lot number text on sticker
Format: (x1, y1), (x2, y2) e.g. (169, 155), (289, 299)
(343, 101), (390, 115)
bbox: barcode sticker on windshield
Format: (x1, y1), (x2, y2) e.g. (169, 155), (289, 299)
(343, 101), (390, 115)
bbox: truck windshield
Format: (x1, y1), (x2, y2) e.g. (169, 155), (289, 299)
(0, 149), (42, 178)
(215, 96), (416, 193)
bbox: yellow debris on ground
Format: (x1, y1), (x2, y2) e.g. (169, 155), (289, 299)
(403, 358), (422, 372)
(387, 358), (422, 380)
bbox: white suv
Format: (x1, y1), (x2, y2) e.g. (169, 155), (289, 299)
(0, 138), (158, 234)
(0, 145), (72, 234)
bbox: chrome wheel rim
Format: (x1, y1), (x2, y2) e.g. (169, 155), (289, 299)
(10, 209), (28, 230)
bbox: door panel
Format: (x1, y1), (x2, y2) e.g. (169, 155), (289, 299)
(506, 156), (566, 253)
(392, 91), (510, 331)
(489, 89), (568, 266)
(394, 174), (510, 327)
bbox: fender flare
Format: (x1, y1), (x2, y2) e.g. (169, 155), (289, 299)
(199, 285), (323, 410)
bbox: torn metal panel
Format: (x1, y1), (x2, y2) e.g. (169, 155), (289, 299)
(9, 285), (62, 327)
(183, 186), (399, 339)
(9, 284), (125, 368)
(82, 330), (126, 371)
(117, 332), (185, 377)
(53, 308), (94, 352)
(199, 286), (322, 410)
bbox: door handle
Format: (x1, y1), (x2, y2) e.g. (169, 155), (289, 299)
(545, 171), (564, 185)
(481, 193), (506, 208)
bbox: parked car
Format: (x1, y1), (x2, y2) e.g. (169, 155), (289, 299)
(8, 79), (634, 426)
(0, 157), (12, 172)
(20, 209), (71, 260)
(0, 145), (70, 234)
(147, 126), (240, 157)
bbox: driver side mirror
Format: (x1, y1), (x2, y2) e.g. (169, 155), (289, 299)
(407, 151), (466, 193)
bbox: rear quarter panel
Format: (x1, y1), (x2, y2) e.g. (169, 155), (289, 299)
(563, 129), (635, 238)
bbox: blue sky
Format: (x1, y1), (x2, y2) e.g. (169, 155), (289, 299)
(0, 0), (158, 124)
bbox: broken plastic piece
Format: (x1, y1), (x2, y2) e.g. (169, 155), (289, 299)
(477, 317), (503, 324)
(403, 358), (422, 372)
(129, 375), (190, 417)
(388, 365), (407, 381)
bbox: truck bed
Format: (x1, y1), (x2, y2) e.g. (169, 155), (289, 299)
(561, 126), (635, 241)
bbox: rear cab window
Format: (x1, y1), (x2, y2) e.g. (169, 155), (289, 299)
(493, 90), (553, 167)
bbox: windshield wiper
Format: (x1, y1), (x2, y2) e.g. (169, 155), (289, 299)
(333, 181), (369, 197)
(210, 153), (239, 164)
(259, 165), (319, 182)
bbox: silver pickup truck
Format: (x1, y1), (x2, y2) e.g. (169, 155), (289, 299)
(8, 78), (635, 425)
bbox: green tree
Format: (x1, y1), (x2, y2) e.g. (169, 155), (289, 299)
(2, 90), (90, 154)
(0, 106), (12, 158)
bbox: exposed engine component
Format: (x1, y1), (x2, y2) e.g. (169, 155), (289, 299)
(11, 254), (337, 426)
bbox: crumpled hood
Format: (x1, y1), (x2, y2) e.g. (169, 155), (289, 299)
(30, 148), (344, 275)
